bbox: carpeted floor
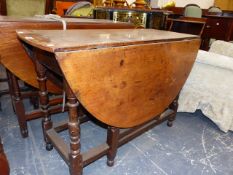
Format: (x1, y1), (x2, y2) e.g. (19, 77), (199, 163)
(0, 92), (233, 175)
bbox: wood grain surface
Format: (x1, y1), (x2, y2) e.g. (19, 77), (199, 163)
(0, 17), (134, 93)
(16, 29), (198, 53)
(55, 39), (200, 127)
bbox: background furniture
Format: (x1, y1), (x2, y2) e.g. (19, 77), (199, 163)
(93, 7), (169, 29)
(201, 13), (233, 50)
(167, 6), (233, 50)
(0, 16), (134, 137)
(0, 0), (7, 15)
(1, 0), (46, 16)
(0, 0), (93, 15)
(167, 16), (206, 36)
(178, 40), (233, 132)
(208, 6), (222, 13)
(45, 0), (95, 15)
(65, 1), (94, 17)
(184, 4), (202, 18)
(51, 0), (77, 15)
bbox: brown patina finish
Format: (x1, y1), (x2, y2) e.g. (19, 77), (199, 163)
(17, 29), (200, 175)
(0, 16), (134, 93)
(0, 137), (9, 175)
(0, 16), (134, 137)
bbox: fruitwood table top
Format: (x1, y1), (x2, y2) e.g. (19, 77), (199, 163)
(17, 29), (200, 127)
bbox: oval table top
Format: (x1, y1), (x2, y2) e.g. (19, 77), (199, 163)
(17, 29), (198, 52)
(17, 29), (200, 127)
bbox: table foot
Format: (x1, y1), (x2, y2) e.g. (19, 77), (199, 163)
(107, 126), (119, 167)
(107, 159), (115, 167)
(167, 120), (173, 127)
(20, 128), (28, 138)
(167, 96), (178, 127)
(46, 143), (53, 151)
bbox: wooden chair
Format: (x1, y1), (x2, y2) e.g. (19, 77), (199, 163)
(65, 1), (94, 17)
(167, 17), (207, 36)
(1, 0), (46, 16)
(208, 6), (222, 13)
(184, 4), (202, 18)
(45, 0), (93, 16)
(46, 0), (78, 15)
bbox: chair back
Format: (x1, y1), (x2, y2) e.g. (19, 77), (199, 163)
(65, 1), (93, 17)
(208, 6), (222, 13)
(184, 4), (202, 18)
(6, 0), (46, 16)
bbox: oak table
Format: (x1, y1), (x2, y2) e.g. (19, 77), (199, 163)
(0, 16), (134, 137)
(17, 29), (200, 175)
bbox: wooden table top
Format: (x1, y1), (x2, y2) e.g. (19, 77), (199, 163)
(0, 17), (134, 94)
(17, 29), (198, 53)
(0, 15), (128, 24)
(17, 28), (200, 127)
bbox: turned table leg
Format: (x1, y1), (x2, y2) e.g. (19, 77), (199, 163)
(107, 126), (119, 166)
(0, 78), (9, 112)
(0, 137), (10, 175)
(65, 81), (83, 175)
(167, 96), (178, 127)
(35, 59), (53, 151)
(7, 70), (28, 137)
(5, 70), (15, 113)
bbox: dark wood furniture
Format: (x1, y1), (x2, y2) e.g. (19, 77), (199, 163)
(0, 137), (10, 175)
(0, 0), (7, 15)
(93, 7), (170, 29)
(45, 0), (93, 15)
(201, 13), (233, 50)
(166, 6), (233, 50)
(0, 0), (48, 15)
(183, 4), (202, 18)
(0, 0), (89, 15)
(167, 17), (206, 36)
(0, 16), (134, 138)
(208, 6), (222, 13)
(17, 29), (200, 175)
(0, 76), (9, 111)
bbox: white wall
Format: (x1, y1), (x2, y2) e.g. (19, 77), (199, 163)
(156, 0), (214, 8)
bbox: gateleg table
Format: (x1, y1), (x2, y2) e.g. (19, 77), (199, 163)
(17, 29), (200, 175)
